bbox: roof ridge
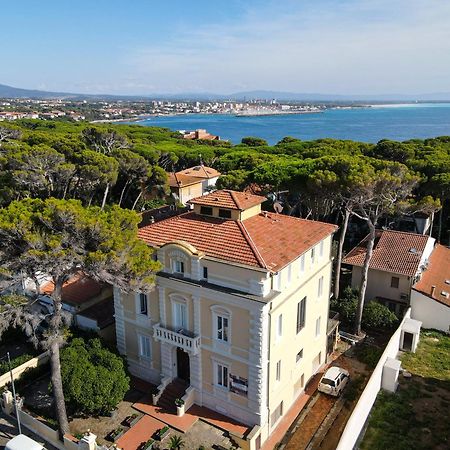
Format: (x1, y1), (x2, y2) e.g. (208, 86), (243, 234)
(228, 190), (242, 210)
(237, 220), (268, 269)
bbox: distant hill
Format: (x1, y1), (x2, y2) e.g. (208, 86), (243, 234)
(1, 82), (450, 102)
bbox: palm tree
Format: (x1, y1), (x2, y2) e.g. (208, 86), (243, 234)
(168, 435), (185, 450)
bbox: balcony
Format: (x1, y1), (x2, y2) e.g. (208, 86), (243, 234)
(153, 323), (201, 355)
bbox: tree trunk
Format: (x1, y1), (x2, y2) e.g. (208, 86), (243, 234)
(50, 280), (70, 439)
(101, 183), (110, 210)
(354, 220), (376, 336)
(118, 179), (130, 207)
(438, 199), (443, 243)
(334, 208), (350, 300)
(132, 191), (142, 210)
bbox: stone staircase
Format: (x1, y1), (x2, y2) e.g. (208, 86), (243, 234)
(157, 378), (189, 413)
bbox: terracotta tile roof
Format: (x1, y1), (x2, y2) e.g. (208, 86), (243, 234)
(177, 165), (220, 179)
(138, 211), (337, 271)
(412, 245), (450, 307)
(188, 190), (266, 211)
(343, 230), (430, 277)
(42, 273), (105, 306)
(168, 172), (202, 188)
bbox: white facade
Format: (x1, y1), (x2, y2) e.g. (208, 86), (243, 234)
(410, 289), (450, 332)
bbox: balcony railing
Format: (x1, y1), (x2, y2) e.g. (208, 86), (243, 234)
(153, 323), (201, 355)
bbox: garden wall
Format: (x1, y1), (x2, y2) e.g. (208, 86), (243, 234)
(0, 352), (49, 389)
(336, 309), (411, 450)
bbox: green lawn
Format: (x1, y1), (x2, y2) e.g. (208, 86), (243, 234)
(360, 330), (450, 450)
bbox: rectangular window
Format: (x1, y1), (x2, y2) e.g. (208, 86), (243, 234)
(218, 208), (232, 218)
(174, 260), (185, 274)
(200, 206), (213, 216)
(300, 254), (305, 273)
(320, 240), (324, 258)
(311, 247), (315, 264)
(217, 363), (229, 388)
(318, 276), (324, 298)
(276, 360), (281, 381)
(217, 315), (229, 342)
(277, 314), (283, 339)
(138, 335), (151, 359)
(174, 302), (188, 330)
(297, 297), (307, 333)
(203, 266), (208, 279)
(287, 265), (292, 284)
(296, 348), (303, 363)
(391, 276), (400, 288)
(271, 401), (283, 427)
(139, 293), (148, 315)
(315, 317), (321, 337)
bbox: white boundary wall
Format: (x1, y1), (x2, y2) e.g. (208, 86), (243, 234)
(336, 309), (411, 450)
(0, 352), (49, 389)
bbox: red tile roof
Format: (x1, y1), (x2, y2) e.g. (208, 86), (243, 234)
(188, 190), (266, 211)
(138, 211), (337, 272)
(343, 230), (430, 277)
(177, 165), (220, 179)
(168, 172), (202, 188)
(412, 245), (450, 307)
(42, 273), (105, 306)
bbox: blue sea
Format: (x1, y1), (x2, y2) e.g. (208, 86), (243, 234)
(136, 103), (450, 144)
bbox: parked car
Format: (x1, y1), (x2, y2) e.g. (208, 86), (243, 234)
(6, 434), (44, 450)
(318, 367), (350, 397)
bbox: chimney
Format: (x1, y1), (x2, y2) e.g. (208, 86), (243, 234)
(431, 285), (436, 297)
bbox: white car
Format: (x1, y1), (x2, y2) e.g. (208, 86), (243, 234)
(318, 367), (350, 397)
(6, 434), (44, 450)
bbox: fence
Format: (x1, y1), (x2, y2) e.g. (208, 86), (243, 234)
(0, 352), (49, 389)
(336, 308), (412, 450)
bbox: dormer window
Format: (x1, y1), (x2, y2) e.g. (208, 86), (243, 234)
(218, 209), (232, 219)
(173, 260), (185, 274)
(200, 206), (213, 216)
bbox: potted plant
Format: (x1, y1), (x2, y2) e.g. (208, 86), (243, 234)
(107, 426), (124, 442)
(139, 438), (156, 449)
(123, 413), (140, 427)
(154, 425), (170, 441)
(175, 398), (185, 416)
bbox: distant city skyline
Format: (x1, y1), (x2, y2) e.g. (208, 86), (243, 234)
(2, 0), (450, 96)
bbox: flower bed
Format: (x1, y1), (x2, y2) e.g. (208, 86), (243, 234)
(154, 425), (170, 441)
(139, 438), (155, 449)
(123, 413), (140, 428)
(107, 426), (125, 442)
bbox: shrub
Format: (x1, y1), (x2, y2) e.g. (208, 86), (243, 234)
(60, 338), (130, 415)
(332, 287), (398, 330)
(0, 354), (33, 375)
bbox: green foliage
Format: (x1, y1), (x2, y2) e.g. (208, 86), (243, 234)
(354, 345), (384, 369)
(331, 288), (398, 330)
(60, 338), (130, 415)
(0, 353), (33, 375)
(240, 136), (268, 147)
(168, 435), (184, 449)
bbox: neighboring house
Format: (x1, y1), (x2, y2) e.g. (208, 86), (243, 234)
(169, 165), (221, 205)
(114, 189), (337, 447)
(40, 273), (115, 340)
(411, 244), (450, 332)
(343, 230), (435, 316)
(181, 129), (220, 140)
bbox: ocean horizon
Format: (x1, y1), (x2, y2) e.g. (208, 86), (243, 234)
(134, 103), (450, 144)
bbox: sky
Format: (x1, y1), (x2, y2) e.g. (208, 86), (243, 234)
(1, 0), (450, 95)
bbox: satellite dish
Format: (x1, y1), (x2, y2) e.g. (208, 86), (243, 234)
(273, 202), (283, 213)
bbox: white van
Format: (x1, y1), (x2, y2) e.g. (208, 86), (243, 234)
(318, 367), (350, 397)
(6, 434), (44, 450)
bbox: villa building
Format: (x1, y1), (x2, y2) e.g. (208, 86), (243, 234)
(168, 165), (221, 205)
(114, 190), (337, 448)
(343, 230), (435, 316)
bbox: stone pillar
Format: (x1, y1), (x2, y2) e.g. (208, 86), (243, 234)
(158, 286), (167, 327)
(248, 305), (269, 426)
(191, 295), (203, 404)
(160, 342), (174, 378)
(78, 432), (97, 450)
(113, 287), (126, 355)
(191, 258), (201, 281)
(1, 390), (13, 415)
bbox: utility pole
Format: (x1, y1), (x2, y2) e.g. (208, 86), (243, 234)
(6, 352), (22, 435)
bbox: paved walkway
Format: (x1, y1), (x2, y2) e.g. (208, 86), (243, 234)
(116, 415), (165, 450)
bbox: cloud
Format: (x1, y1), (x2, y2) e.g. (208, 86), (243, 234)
(123, 0), (450, 94)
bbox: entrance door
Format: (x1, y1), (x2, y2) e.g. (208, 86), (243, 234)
(176, 347), (190, 383)
(402, 332), (413, 351)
